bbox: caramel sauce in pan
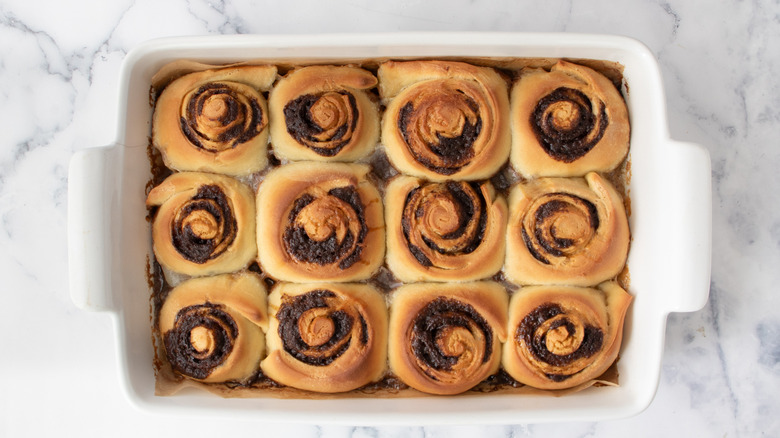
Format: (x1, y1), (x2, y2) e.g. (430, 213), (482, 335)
(147, 56), (631, 397)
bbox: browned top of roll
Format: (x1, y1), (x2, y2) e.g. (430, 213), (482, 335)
(153, 65), (276, 175)
(269, 65), (379, 162)
(379, 61), (510, 182)
(256, 162), (385, 283)
(502, 282), (631, 390)
(510, 60), (629, 178)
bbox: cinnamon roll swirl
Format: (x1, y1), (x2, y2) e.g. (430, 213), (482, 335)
(255, 162), (385, 282)
(502, 282), (632, 390)
(505, 172), (629, 286)
(153, 65), (277, 176)
(385, 175), (507, 282)
(147, 172), (256, 277)
(379, 61), (510, 181)
(158, 272), (268, 383)
(261, 282), (387, 393)
(510, 61), (629, 178)
(388, 282), (508, 395)
(269, 65), (380, 162)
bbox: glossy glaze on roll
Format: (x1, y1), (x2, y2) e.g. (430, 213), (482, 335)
(385, 175), (507, 282)
(379, 61), (511, 181)
(158, 272), (268, 383)
(505, 172), (629, 286)
(388, 282), (508, 395)
(502, 282), (631, 390)
(255, 162), (385, 282)
(146, 172), (257, 277)
(261, 282), (387, 393)
(269, 65), (380, 162)
(510, 61), (629, 178)
(153, 65), (277, 176)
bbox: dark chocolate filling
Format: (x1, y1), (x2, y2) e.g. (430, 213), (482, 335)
(521, 193), (599, 265)
(283, 92), (359, 157)
(397, 96), (482, 175)
(516, 303), (604, 381)
(180, 82), (265, 151)
(410, 297), (493, 377)
(282, 186), (368, 269)
(171, 184), (237, 264)
(277, 289), (363, 366)
(163, 303), (238, 380)
(401, 181), (488, 268)
(531, 87), (608, 162)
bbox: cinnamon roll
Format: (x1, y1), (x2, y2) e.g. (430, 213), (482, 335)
(255, 162), (385, 282)
(158, 272), (268, 383)
(510, 60), (629, 178)
(502, 282), (632, 390)
(147, 172), (257, 277)
(385, 175), (507, 282)
(269, 65), (380, 162)
(379, 61), (510, 181)
(261, 282), (387, 393)
(505, 172), (629, 286)
(388, 282), (508, 395)
(153, 65), (277, 176)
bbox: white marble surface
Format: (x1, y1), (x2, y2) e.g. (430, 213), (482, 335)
(1, 0), (778, 436)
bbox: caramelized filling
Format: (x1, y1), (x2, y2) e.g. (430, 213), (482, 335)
(283, 91), (360, 156)
(164, 303), (238, 380)
(520, 193), (599, 265)
(180, 82), (265, 151)
(282, 186), (367, 269)
(277, 290), (366, 366)
(401, 181), (488, 268)
(171, 184), (237, 264)
(516, 303), (603, 381)
(410, 297), (493, 373)
(531, 87), (608, 162)
(397, 86), (482, 175)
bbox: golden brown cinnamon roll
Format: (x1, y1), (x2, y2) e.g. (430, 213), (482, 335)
(510, 61), (629, 178)
(261, 282), (387, 393)
(153, 65), (277, 176)
(505, 172), (629, 286)
(388, 282), (508, 395)
(255, 162), (385, 282)
(158, 272), (268, 383)
(385, 175), (507, 282)
(502, 282), (631, 390)
(147, 172), (257, 277)
(269, 66), (379, 162)
(379, 61), (510, 181)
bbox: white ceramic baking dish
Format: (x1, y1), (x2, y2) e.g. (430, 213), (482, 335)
(67, 33), (711, 425)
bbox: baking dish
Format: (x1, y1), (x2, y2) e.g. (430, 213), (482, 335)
(67, 33), (711, 425)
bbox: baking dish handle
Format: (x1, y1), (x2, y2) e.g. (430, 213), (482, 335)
(661, 140), (712, 313)
(68, 146), (119, 313)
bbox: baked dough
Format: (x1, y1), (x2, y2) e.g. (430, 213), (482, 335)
(153, 65), (277, 176)
(388, 282), (508, 395)
(255, 162), (385, 282)
(502, 282), (631, 390)
(505, 172), (629, 286)
(385, 175), (507, 282)
(261, 282), (388, 393)
(158, 272), (268, 383)
(269, 65), (379, 161)
(379, 61), (510, 181)
(147, 172), (257, 277)
(510, 60), (629, 177)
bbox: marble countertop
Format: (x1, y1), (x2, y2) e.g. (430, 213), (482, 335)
(1, 0), (778, 436)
